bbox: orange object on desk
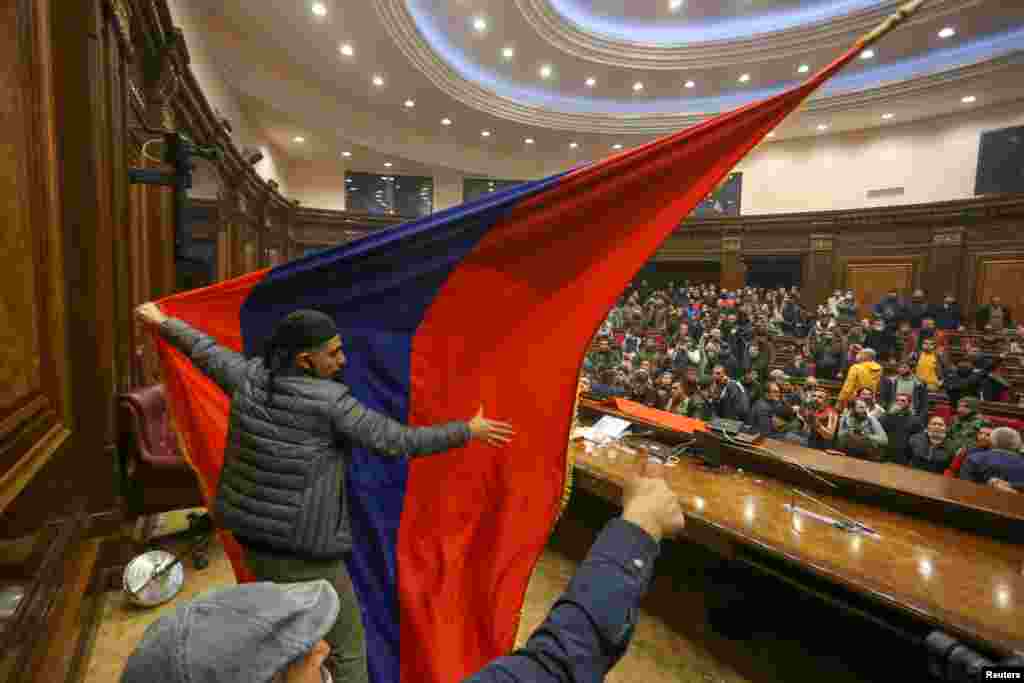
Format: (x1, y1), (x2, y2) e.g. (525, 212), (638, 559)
(609, 398), (708, 433)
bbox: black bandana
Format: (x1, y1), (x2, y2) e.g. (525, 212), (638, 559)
(263, 310), (338, 374)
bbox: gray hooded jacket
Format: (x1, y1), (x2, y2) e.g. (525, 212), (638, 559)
(160, 319), (471, 560)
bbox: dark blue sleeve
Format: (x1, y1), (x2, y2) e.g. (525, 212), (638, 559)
(462, 519), (660, 683)
(958, 452), (987, 484)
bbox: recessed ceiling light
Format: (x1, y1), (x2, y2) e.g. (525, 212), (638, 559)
(502, 46), (515, 59)
(481, 130), (491, 137)
(817, 124), (829, 131)
(524, 138), (534, 144)
(311, 2), (327, 17)
(938, 27), (956, 39)
(293, 136), (306, 143)
(372, 75), (384, 87)
(441, 117), (452, 126)
(585, 76), (596, 87)
(342, 151), (352, 157)
(684, 80), (695, 89)
(797, 64), (810, 73)
(539, 64), (553, 79)
(384, 162), (393, 167)
(882, 113), (894, 120)
(962, 95), (976, 103)
(612, 143), (623, 150)
(404, 99), (415, 108)
(569, 142), (579, 149)
(472, 16), (487, 32)
(738, 73), (751, 83)
(860, 49), (875, 59)
(632, 81), (644, 92)
(669, 0), (685, 11)
(339, 43), (354, 57)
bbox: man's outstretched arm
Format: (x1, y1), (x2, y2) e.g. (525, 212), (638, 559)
(464, 461), (684, 683)
(463, 518), (659, 683)
(136, 303), (250, 397)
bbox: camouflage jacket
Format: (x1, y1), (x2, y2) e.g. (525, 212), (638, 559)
(946, 413), (992, 453)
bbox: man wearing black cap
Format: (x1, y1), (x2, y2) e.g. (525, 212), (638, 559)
(135, 303), (514, 683)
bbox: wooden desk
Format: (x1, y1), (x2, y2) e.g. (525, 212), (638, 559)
(582, 396), (1024, 539)
(571, 443), (1024, 659)
(698, 432), (1024, 542)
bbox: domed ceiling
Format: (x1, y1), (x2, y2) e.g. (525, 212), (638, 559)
(188, 0), (1024, 178)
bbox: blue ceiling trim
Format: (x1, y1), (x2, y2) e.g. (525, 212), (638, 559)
(547, 0), (882, 44)
(406, 2), (1024, 116)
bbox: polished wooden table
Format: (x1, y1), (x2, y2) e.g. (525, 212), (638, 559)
(570, 428), (1024, 659)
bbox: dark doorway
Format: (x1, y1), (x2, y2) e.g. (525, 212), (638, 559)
(631, 260), (721, 296)
(745, 256), (803, 290)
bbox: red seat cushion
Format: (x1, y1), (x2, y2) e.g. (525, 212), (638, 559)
(119, 384), (188, 469)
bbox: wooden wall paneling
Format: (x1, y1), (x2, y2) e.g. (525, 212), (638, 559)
(41, 0), (124, 520)
(973, 252), (1024, 327)
(843, 257), (918, 319)
(103, 0), (134, 398)
(0, 0), (72, 514)
(926, 227), (967, 305)
(720, 232), (745, 291)
(804, 233), (835, 310)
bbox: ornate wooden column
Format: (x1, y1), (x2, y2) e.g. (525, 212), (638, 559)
(720, 232), (745, 291)
(926, 227), (967, 304)
(805, 233), (836, 310)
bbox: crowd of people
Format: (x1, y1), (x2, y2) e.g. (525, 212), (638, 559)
(582, 281), (1023, 493)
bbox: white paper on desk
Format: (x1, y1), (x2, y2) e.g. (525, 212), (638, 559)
(570, 426), (597, 441)
(591, 416), (631, 440)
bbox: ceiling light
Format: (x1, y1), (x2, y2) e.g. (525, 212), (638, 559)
(404, 99), (415, 108)
(524, 138), (534, 144)
(441, 117), (452, 126)
(372, 75), (384, 87)
(539, 64), (553, 79)
(569, 142), (579, 149)
(339, 43), (354, 57)
(962, 95), (976, 103)
(633, 81), (644, 92)
(817, 124), (829, 131)
(860, 49), (875, 59)
(882, 113), (894, 120)
(481, 130), (491, 137)
(293, 136), (305, 143)
(502, 46), (515, 59)
(472, 16), (487, 32)
(669, 0), (685, 11)
(311, 2), (327, 17)
(684, 80), (695, 88)
(384, 162), (393, 167)
(798, 64), (810, 73)
(585, 76), (596, 87)
(738, 73), (751, 83)
(342, 151), (352, 157)
(612, 143), (623, 150)
(938, 27), (956, 39)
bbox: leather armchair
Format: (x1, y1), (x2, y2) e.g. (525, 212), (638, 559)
(117, 384), (204, 516)
(117, 384), (213, 568)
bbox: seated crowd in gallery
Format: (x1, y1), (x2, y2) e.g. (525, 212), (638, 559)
(582, 281), (1023, 493)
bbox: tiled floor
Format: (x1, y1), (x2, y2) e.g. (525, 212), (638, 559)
(84, 496), (923, 683)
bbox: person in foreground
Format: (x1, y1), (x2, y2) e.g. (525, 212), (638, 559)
(121, 459), (687, 683)
(134, 303), (515, 683)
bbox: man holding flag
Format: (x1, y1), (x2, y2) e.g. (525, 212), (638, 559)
(130, 2), (926, 681)
(135, 303), (516, 683)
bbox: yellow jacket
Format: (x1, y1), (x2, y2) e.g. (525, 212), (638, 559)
(837, 361), (883, 407)
(915, 352), (941, 389)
